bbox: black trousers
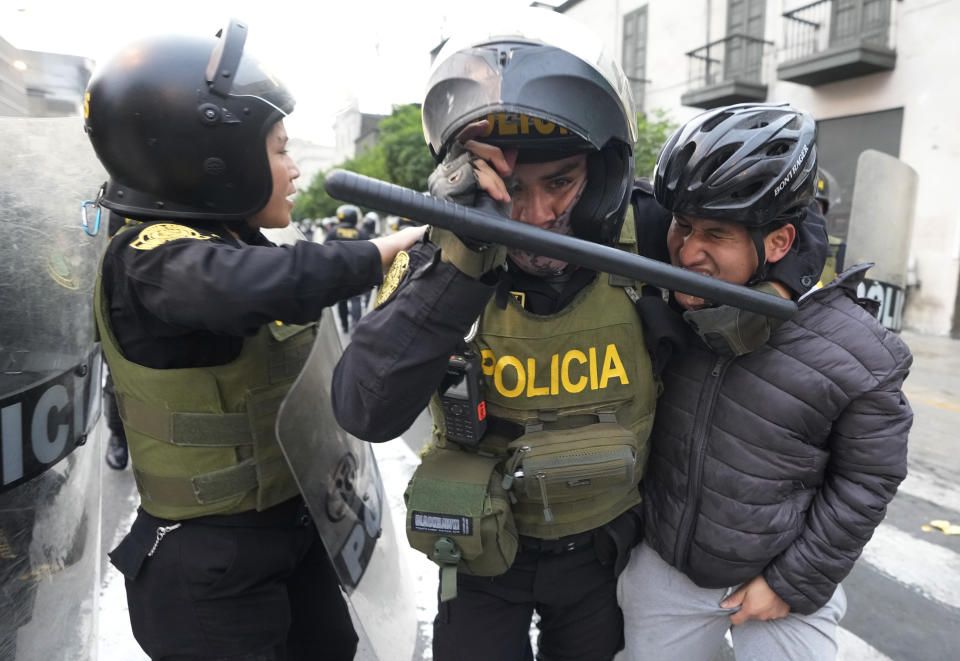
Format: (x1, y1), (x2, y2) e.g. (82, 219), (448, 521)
(433, 531), (624, 661)
(113, 500), (357, 661)
(336, 296), (362, 332)
(102, 366), (127, 442)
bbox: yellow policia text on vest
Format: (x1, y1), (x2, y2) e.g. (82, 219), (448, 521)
(336, 227), (359, 239)
(94, 225), (313, 520)
(479, 344), (629, 398)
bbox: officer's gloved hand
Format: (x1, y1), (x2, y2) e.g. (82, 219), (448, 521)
(427, 139), (510, 279)
(429, 226), (506, 280)
(427, 141), (478, 207)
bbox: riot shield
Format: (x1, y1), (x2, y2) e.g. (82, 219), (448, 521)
(273, 260), (416, 660)
(845, 149), (919, 331)
(0, 117), (106, 660)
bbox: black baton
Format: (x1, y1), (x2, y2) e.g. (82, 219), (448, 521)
(325, 169), (797, 320)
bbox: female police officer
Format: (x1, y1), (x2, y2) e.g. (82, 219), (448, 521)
(85, 20), (423, 661)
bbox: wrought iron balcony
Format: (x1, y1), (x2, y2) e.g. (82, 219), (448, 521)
(681, 34), (772, 109)
(778, 0), (896, 86)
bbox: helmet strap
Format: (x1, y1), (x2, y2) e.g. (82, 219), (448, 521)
(747, 227), (770, 286)
(571, 145), (630, 245)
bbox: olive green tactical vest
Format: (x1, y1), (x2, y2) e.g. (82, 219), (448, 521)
(429, 214), (657, 539)
(94, 230), (312, 520)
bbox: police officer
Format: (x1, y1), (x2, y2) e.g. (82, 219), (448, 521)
(390, 216), (422, 233)
(362, 211), (380, 238)
(361, 212), (380, 309)
(332, 11), (657, 660)
(84, 21), (423, 660)
(325, 204), (370, 332)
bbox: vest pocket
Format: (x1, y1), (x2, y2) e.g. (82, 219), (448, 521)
(507, 423), (640, 517)
(404, 446), (518, 581)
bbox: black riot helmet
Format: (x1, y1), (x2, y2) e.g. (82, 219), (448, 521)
(422, 9), (638, 245)
(654, 103), (817, 228)
(336, 204), (361, 227)
(362, 211), (379, 234)
(84, 19), (295, 222)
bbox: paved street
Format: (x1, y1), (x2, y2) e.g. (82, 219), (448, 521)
(99, 329), (960, 660)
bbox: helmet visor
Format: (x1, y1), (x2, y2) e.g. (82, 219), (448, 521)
(430, 8), (637, 144)
(230, 49), (295, 116)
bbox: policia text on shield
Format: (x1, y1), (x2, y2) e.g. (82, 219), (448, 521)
(325, 169), (797, 320)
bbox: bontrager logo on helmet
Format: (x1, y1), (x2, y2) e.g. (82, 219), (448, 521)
(773, 144), (810, 197)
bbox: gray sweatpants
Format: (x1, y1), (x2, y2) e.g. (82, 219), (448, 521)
(617, 543), (847, 661)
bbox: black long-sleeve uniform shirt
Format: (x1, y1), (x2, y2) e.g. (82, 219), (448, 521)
(101, 219), (383, 369)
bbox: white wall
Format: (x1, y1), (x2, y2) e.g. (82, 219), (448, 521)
(563, 0), (960, 334)
(333, 103), (362, 165)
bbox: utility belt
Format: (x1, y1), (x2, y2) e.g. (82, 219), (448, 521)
(518, 530), (595, 555)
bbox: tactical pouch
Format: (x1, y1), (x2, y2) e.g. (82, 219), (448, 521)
(405, 446), (518, 601)
(505, 421), (640, 523)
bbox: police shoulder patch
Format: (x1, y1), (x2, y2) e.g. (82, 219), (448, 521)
(375, 250), (410, 308)
(130, 223), (216, 251)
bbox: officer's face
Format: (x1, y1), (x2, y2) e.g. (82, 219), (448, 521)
(667, 214), (795, 309)
(509, 154), (588, 229)
(249, 120), (301, 229)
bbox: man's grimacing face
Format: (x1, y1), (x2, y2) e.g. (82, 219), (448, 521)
(667, 214), (795, 310)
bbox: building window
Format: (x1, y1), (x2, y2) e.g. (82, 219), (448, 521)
(622, 6), (648, 112)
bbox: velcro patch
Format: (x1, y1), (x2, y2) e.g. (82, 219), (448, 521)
(410, 510), (473, 536)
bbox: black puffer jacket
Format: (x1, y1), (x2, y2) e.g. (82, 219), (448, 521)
(643, 264), (913, 614)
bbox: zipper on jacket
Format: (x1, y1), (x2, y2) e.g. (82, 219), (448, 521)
(673, 355), (731, 570)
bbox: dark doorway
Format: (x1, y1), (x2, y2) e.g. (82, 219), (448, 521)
(816, 107), (903, 238)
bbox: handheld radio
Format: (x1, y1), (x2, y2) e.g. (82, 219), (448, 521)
(439, 348), (487, 446)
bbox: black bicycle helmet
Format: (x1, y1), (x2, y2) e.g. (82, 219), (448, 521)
(84, 19), (294, 222)
(423, 9), (637, 246)
(654, 103), (817, 228)
(336, 204), (361, 227)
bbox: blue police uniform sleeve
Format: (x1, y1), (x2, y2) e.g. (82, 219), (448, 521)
(116, 232), (382, 335)
(331, 239), (495, 442)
